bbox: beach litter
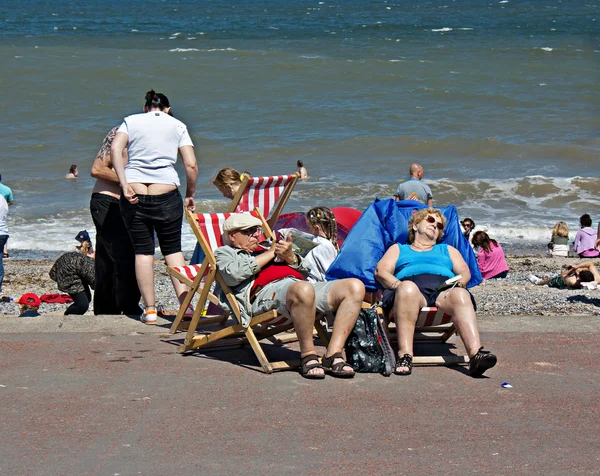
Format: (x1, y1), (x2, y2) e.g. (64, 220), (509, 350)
(501, 382), (513, 388)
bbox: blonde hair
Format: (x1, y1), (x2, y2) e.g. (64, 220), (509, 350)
(212, 167), (245, 189)
(551, 221), (569, 238)
(77, 240), (93, 255)
(408, 208), (446, 244)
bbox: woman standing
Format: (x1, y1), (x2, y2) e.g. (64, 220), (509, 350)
(111, 90), (198, 324)
(471, 231), (509, 280)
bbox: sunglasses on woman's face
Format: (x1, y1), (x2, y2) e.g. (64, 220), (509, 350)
(240, 226), (261, 236)
(425, 215), (444, 231)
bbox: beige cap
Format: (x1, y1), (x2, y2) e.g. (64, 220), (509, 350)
(223, 214), (262, 232)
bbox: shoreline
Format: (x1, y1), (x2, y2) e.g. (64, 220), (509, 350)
(1, 255), (600, 319)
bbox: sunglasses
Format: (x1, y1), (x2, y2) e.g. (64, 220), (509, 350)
(240, 226), (261, 236)
(425, 215), (444, 231)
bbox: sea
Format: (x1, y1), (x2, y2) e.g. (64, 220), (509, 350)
(1, 0), (598, 259)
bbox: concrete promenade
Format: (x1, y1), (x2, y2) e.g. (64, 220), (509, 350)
(1, 314), (599, 475)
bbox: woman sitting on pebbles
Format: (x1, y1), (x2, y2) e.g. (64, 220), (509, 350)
(472, 231), (509, 280)
(375, 208), (497, 377)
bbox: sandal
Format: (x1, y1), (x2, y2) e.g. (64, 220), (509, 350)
(394, 353), (413, 376)
(321, 352), (355, 378)
(300, 354), (326, 380)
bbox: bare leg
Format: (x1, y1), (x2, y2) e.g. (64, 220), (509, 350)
(323, 278), (364, 373)
(135, 254), (155, 309)
(164, 251), (190, 305)
(436, 288), (481, 357)
(393, 282), (427, 372)
(286, 281), (323, 377)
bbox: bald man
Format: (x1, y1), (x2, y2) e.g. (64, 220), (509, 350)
(394, 163), (433, 206)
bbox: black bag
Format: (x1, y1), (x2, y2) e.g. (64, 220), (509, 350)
(344, 307), (396, 376)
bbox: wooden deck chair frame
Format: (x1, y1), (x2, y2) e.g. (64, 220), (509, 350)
(228, 172), (300, 229)
(364, 292), (468, 366)
(170, 208), (329, 374)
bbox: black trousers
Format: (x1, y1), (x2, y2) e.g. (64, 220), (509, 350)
(65, 288), (91, 315)
(90, 193), (142, 315)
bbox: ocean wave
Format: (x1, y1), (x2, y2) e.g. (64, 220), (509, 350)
(169, 48), (200, 52)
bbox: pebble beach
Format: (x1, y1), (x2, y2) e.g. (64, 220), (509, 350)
(1, 255), (600, 318)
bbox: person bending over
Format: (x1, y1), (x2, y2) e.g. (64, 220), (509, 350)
(215, 214), (364, 379)
(112, 90), (198, 324)
(529, 262), (600, 289)
(375, 208), (497, 377)
(49, 241), (95, 315)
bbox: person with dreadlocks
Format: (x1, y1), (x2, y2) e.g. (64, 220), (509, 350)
(303, 206), (339, 283)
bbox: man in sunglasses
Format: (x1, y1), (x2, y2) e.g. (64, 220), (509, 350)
(215, 214), (365, 379)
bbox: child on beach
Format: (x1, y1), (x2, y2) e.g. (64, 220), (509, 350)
(471, 231), (509, 280)
(17, 293), (41, 317)
(528, 262), (600, 289)
(302, 206), (339, 283)
(547, 221), (570, 257)
(573, 214), (600, 258)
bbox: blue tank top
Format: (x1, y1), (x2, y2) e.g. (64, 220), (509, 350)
(394, 244), (454, 280)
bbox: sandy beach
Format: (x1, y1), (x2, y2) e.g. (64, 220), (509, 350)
(1, 254), (599, 318)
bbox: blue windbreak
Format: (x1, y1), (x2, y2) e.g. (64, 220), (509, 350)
(325, 198), (482, 289)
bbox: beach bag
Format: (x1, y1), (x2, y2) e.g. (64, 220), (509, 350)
(344, 307), (396, 376)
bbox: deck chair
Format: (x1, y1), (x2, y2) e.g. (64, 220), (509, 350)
(228, 172), (300, 228)
(327, 198), (483, 366)
(168, 208), (329, 373)
(167, 172), (300, 331)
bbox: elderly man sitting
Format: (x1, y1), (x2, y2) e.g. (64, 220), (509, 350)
(215, 214), (364, 379)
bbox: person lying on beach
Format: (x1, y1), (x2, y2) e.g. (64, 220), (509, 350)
(49, 243), (95, 315)
(528, 262), (600, 289)
(215, 214), (364, 379)
(374, 208), (497, 377)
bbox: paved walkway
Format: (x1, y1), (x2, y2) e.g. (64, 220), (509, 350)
(1, 314), (599, 475)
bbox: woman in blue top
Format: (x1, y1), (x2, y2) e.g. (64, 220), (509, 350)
(375, 208), (496, 378)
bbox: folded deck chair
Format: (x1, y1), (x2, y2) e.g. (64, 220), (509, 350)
(228, 172), (300, 228)
(168, 208), (329, 373)
(328, 198), (483, 366)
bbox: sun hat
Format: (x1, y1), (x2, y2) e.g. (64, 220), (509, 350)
(223, 214), (262, 232)
(75, 230), (91, 243)
(17, 293), (41, 308)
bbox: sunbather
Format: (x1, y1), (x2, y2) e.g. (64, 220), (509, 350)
(528, 262), (600, 289)
(215, 214), (364, 379)
(374, 208), (497, 377)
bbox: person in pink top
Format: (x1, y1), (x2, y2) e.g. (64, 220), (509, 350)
(573, 214), (600, 258)
(472, 231), (509, 280)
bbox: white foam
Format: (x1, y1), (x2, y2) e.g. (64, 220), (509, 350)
(540, 47), (554, 52)
(431, 27), (452, 32)
(169, 48), (200, 52)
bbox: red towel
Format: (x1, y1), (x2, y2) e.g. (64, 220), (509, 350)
(40, 293), (73, 304)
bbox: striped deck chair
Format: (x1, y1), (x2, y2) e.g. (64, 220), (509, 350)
(229, 172), (300, 228)
(168, 208), (329, 374)
(364, 290), (468, 366)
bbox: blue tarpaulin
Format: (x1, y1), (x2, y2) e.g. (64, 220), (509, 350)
(325, 198), (482, 289)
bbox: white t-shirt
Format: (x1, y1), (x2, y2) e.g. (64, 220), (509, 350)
(0, 195), (8, 236)
(304, 236), (338, 283)
(118, 111), (194, 186)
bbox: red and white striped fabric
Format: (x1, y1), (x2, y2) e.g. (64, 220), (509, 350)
(416, 307), (452, 326)
(195, 210), (261, 251)
(172, 264), (203, 281)
(236, 175), (295, 218)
